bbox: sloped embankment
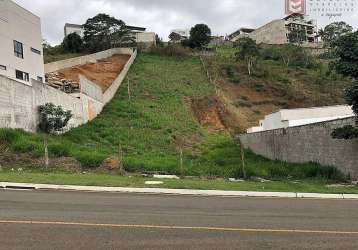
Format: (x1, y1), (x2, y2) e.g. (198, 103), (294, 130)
(0, 53), (345, 181)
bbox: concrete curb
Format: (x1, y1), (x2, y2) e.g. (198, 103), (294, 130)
(1, 182), (358, 200)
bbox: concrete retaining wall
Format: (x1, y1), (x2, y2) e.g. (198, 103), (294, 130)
(44, 48), (134, 73)
(0, 76), (87, 131)
(103, 49), (137, 104)
(80, 75), (103, 103)
(0, 48), (137, 132)
(239, 118), (358, 179)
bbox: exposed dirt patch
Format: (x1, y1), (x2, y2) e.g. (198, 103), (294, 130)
(191, 96), (240, 131)
(57, 54), (131, 92)
(212, 63), (347, 130)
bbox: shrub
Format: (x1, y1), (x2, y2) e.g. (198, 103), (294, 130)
(48, 141), (71, 157)
(147, 45), (191, 57)
(74, 151), (107, 168)
(0, 129), (22, 145)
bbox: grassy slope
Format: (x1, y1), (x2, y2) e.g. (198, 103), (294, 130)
(207, 47), (350, 130)
(0, 53), (345, 180)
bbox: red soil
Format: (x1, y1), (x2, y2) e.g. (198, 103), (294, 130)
(58, 54), (131, 92)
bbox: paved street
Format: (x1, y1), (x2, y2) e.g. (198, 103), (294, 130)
(0, 189), (358, 250)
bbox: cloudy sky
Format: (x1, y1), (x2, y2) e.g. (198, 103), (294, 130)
(14, 0), (358, 45)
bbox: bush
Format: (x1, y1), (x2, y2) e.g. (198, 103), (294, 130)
(62, 33), (84, 53)
(260, 44), (318, 69)
(73, 151), (107, 168)
(332, 125), (358, 139)
(0, 129), (22, 145)
(147, 45), (191, 57)
(48, 142), (71, 157)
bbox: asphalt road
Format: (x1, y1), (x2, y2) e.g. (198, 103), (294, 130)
(0, 190), (358, 250)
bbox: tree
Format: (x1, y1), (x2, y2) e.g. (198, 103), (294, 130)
(155, 34), (164, 47)
(332, 81), (358, 140)
(346, 81), (358, 116)
(188, 24), (211, 49)
(169, 32), (182, 43)
(288, 28), (307, 45)
(333, 31), (358, 79)
(83, 13), (134, 52)
(331, 32), (358, 140)
(235, 37), (259, 76)
(319, 22), (353, 48)
(38, 103), (72, 167)
(62, 33), (83, 53)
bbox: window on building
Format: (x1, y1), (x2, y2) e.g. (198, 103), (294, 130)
(37, 76), (43, 82)
(31, 47), (41, 55)
(14, 40), (24, 59)
(15, 70), (29, 82)
(0, 65), (6, 71)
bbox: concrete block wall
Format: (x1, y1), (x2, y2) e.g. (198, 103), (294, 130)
(0, 48), (137, 132)
(239, 118), (358, 179)
(0, 76), (86, 132)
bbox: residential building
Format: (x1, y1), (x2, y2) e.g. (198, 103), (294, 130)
(64, 23), (84, 38)
(230, 13), (319, 45)
(228, 28), (255, 42)
(169, 29), (190, 43)
(247, 105), (355, 133)
(0, 0), (44, 84)
(64, 23), (155, 46)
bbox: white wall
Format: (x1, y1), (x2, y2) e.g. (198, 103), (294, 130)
(64, 25), (84, 38)
(136, 32), (156, 45)
(0, 48), (137, 132)
(0, 0), (44, 85)
(247, 105), (355, 133)
(45, 48), (134, 73)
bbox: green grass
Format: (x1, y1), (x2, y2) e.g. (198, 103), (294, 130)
(213, 46), (239, 58)
(0, 53), (348, 181)
(0, 170), (357, 194)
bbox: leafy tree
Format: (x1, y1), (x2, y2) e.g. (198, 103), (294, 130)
(62, 33), (83, 53)
(235, 37), (259, 75)
(346, 81), (358, 116)
(288, 28), (307, 45)
(319, 22), (353, 48)
(188, 24), (211, 49)
(261, 44), (315, 69)
(333, 31), (358, 78)
(331, 32), (358, 140)
(155, 34), (164, 47)
(169, 32), (183, 43)
(38, 103), (72, 167)
(83, 13), (134, 52)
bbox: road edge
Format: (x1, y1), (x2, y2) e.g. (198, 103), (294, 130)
(1, 182), (358, 200)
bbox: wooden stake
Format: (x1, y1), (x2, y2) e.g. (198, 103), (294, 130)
(239, 138), (247, 179)
(180, 148), (184, 179)
(127, 79), (131, 102)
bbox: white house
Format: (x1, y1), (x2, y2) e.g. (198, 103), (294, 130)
(64, 23), (156, 46)
(64, 23), (85, 38)
(0, 0), (44, 85)
(247, 105), (355, 133)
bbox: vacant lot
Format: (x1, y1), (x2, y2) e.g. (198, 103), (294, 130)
(58, 54), (131, 92)
(0, 53), (347, 181)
